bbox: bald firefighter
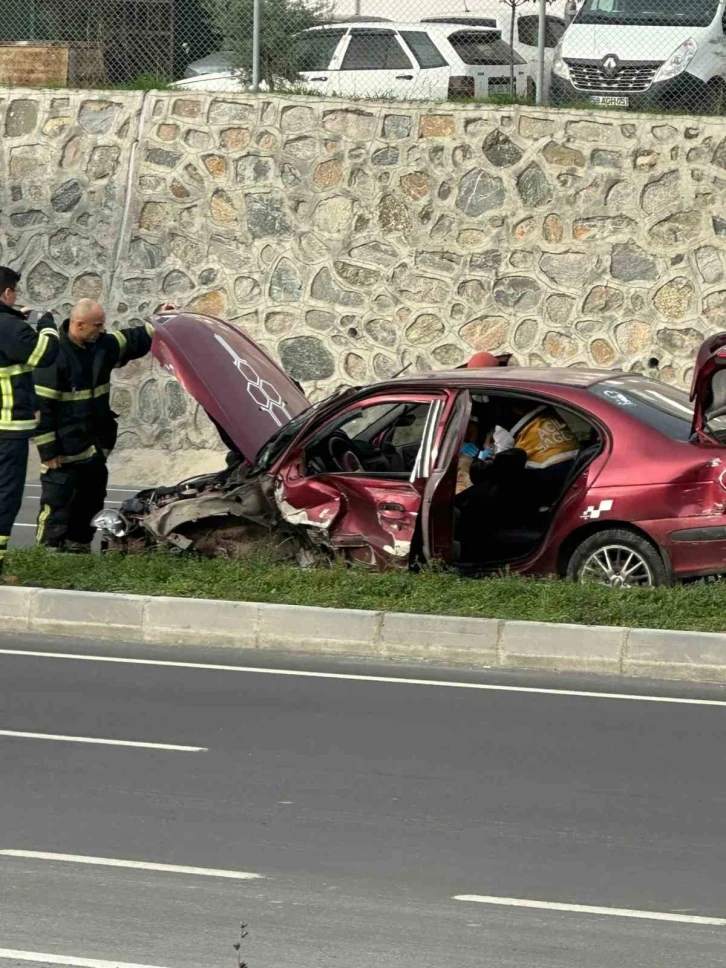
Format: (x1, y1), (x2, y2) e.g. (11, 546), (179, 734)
(33, 299), (173, 552)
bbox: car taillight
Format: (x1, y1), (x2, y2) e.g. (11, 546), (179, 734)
(448, 75), (475, 100)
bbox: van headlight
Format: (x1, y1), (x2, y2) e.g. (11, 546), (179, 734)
(653, 38), (697, 83)
(552, 44), (571, 81)
(93, 509), (129, 537)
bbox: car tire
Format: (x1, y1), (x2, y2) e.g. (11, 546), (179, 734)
(566, 528), (670, 588)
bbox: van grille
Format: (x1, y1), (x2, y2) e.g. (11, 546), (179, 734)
(566, 59), (662, 93)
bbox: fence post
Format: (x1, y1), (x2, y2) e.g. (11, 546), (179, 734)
(252, 0), (261, 91)
(536, 0), (547, 105)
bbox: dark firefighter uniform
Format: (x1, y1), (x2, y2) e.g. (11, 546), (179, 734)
(33, 320), (153, 549)
(0, 306), (58, 572)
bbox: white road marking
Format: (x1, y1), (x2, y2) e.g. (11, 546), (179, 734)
(454, 895), (726, 926)
(24, 485), (139, 494)
(0, 648), (725, 708)
(0, 850), (262, 880)
(0, 730), (206, 752)
(0, 950), (168, 968)
(11, 523), (36, 528)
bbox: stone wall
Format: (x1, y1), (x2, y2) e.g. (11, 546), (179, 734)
(2, 89), (726, 453)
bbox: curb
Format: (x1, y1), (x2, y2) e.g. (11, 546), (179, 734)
(2, 585), (726, 683)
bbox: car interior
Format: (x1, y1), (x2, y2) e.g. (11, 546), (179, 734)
(453, 392), (603, 568)
(300, 391), (603, 568)
(304, 399), (435, 478)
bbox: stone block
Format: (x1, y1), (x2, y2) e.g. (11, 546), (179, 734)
(501, 621), (624, 673)
(625, 628), (726, 680)
(0, 586), (33, 631)
(380, 612), (499, 665)
(257, 603), (380, 653)
(144, 596), (259, 646)
(31, 590), (145, 639)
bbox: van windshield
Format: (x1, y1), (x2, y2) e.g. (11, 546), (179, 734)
(576, 0), (719, 27)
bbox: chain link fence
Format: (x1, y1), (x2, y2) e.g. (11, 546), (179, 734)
(1, 0), (725, 115)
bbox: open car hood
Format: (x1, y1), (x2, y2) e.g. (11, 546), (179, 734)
(151, 313), (311, 462)
(690, 331), (726, 440)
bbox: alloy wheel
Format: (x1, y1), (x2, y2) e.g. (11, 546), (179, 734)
(579, 543), (654, 588)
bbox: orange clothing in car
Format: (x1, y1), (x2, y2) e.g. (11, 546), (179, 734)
(510, 406), (579, 469)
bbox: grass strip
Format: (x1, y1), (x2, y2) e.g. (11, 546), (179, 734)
(7, 547), (726, 633)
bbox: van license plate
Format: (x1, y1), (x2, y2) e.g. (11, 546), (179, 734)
(589, 95), (628, 107)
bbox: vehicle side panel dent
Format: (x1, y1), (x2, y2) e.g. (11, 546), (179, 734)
(273, 477), (342, 530)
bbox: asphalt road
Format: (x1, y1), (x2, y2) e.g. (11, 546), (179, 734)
(10, 483), (140, 550)
(1, 637), (726, 968)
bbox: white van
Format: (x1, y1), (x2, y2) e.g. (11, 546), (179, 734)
(551, 0), (726, 111)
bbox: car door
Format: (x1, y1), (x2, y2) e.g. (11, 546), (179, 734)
(334, 28), (420, 99)
(296, 27), (348, 96)
(397, 29), (452, 99)
(690, 331), (726, 441)
(273, 391), (448, 566)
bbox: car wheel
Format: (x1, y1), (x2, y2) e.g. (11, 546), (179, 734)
(566, 529), (669, 588)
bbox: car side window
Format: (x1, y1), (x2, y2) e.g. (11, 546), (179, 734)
(297, 29), (347, 71)
(341, 30), (413, 70)
(400, 31), (448, 68)
(303, 399), (438, 477)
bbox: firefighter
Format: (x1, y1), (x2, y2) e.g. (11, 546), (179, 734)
(0, 266), (59, 580)
(33, 298), (174, 552)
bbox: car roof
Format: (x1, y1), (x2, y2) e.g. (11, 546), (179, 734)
(390, 367), (621, 389)
(307, 21), (502, 31)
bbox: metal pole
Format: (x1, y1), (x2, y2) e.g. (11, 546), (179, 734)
(535, 0), (546, 104)
(252, 0), (261, 91)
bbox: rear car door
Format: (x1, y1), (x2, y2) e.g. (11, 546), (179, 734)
(296, 27), (348, 96)
(274, 391), (448, 566)
(334, 28), (421, 99)
(398, 29), (452, 98)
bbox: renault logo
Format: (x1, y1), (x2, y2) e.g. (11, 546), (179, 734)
(602, 55), (619, 75)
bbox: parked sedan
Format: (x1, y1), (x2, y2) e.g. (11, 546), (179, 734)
(95, 313), (726, 588)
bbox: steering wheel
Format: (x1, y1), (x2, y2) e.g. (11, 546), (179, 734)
(328, 432), (363, 473)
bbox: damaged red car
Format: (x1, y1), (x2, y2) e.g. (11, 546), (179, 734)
(94, 313), (726, 588)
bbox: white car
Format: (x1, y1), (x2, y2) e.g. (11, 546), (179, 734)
(174, 21), (527, 100)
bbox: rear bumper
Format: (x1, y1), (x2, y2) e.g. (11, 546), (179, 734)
(550, 70), (711, 110)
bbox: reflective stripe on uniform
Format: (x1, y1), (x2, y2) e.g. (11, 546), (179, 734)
(0, 373), (13, 423)
(0, 417), (38, 431)
(0, 363), (32, 377)
(112, 330), (128, 363)
(35, 385), (61, 401)
(34, 384), (110, 402)
(35, 431), (57, 446)
(36, 506), (50, 544)
(27, 328), (58, 367)
(40, 445), (98, 470)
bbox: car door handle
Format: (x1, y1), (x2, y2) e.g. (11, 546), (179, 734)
(378, 502), (406, 519)
(396, 74), (413, 80)
(309, 76), (328, 81)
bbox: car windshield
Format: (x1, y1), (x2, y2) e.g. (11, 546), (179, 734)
(590, 376), (726, 441)
(249, 390), (355, 474)
(575, 0), (719, 27)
